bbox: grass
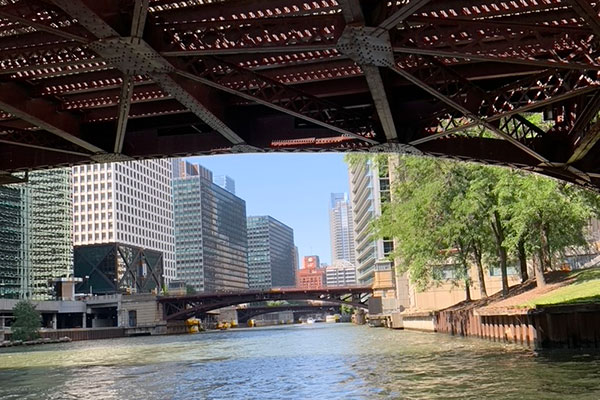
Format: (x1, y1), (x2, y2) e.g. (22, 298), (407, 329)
(520, 267), (600, 308)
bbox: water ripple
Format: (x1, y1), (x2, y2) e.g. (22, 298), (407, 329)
(1, 324), (600, 399)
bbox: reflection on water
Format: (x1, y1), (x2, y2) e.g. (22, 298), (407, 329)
(1, 324), (600, 399)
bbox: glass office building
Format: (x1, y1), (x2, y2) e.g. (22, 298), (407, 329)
(0, 168), (73, 299)
(173, 160), (248, 292)
(247, 216), (295, 289)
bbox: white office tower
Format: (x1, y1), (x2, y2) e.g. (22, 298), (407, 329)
(72, 160), (176, 282)
(325, 260), (357, 287)
(348, 157), (393, 284)
(329, 193), (356, 266)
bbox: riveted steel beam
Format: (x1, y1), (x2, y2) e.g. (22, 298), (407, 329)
(0, 81), (104, 154)
(51, 0), (249, 148)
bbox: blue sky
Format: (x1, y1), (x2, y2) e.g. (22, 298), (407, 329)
(186, 153), (350, 265)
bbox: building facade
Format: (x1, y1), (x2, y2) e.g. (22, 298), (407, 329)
(173, 160), (248, 292)
(325, 260), (357, 287)
(329, 193), (356, 266)
(0, 169), (73, 299)
(296, 256), (326, 289)
(247, 216), (295, 289)
(348, 157), (393, 284)
(72, 160), (176, 282)
(213, 175), (236, 195)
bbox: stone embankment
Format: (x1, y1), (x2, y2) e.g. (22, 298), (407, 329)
(401, 269), (600, 349)
(1, 336), (72, 348)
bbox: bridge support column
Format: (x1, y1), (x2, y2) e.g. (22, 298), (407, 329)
(354, 309), (366, 325)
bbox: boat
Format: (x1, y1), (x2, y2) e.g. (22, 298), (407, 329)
(306, 318), (315, 324)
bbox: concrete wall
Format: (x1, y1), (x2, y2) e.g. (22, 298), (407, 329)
(402, 313), (436, 332)
(118, 294), (163, 327)
(397, 265), (522, 312)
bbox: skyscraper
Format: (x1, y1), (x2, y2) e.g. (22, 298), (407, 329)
(173, 160), (248, 292)
(72, 160), (176, 281)
(213, 175), (236, 195)
(247, 216), (295, 289)
(348, 157), (393, 284)
(329, 193), (356, 266)
(0, 168), (73, 299)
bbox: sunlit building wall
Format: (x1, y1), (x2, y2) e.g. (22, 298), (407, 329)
(325, 260), (357, 287)
(0, 169), (73, 299)
(329, 193), (356, 266)
(72, 160), (176, 282)
(348, 157), (393, 284)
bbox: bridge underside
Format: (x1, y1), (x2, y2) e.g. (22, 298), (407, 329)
(2, 1), (600, 187)
(236, 305), (343, 323)
(159, 287), (371, 320)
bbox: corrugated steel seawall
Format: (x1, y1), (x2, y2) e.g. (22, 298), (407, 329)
(434, 304), (600, 349)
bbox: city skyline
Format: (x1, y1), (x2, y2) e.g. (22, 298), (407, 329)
(186, 153), (350, 265)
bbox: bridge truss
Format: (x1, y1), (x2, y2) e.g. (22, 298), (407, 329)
(159, 286), (371, 320)
(235, 304), (343, 323)
(2, 1), (600, 187)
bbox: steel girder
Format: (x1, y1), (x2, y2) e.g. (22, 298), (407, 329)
(0, 1), (600, 187)
(236, 305), (343, 323)
(159, 286), (372, 320)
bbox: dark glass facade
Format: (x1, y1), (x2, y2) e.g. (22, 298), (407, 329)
(74, 243), (163, 294)
(173, 162), (248, 292)
(0, 186), (22, 298)
(247, 216), (295, 289)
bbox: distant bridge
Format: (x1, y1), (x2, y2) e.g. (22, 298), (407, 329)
(236, 304), (343, 324)
(159, 286), (371, 320)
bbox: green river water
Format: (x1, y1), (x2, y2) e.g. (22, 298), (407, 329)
(1, 323), (599, 399)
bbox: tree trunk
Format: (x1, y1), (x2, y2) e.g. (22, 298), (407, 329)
(535, 249), (547, 288)
(491, 211), (509, 296)
(540, 223), (552, 270)
(472, 242), (488, 298)
(517, 238), (529, 282)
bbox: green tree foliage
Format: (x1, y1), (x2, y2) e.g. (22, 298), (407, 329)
(371, 155), (600, 299)
(11, 300), (41, 341)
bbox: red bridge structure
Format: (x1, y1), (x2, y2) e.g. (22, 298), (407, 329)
(159, 286), (371, 320)
(2, 1), (600, 187)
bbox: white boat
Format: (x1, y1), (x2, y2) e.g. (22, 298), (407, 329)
(306, 318), (315, 324)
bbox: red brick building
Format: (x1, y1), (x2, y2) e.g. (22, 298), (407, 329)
(296, 256), (326, 289)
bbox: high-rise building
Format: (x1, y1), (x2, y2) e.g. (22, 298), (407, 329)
(72, 160), (176, 282)
(296, 255), (326, 289)
(348, 157), (393, 284)
(329, 193), (356, 266)
(325, 260), (357, 287)
(213, 175), (236, 195)
(173, 160), (248, 292)
(247, 216), (295, 289)
(0, 169), (73, 299)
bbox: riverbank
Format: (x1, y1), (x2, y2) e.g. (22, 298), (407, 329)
(402, 267), (600, 349)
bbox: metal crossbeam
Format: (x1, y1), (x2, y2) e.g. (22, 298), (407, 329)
(337, 0), (398, 142)
(0, 82), (104, 153)
(174, 58), (378, 143)
(50, 0), (250, 149)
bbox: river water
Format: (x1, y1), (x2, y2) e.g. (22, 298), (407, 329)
(1, 324), (599, 399)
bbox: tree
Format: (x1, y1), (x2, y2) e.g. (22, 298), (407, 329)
(372, 153), (600, 298)
(503, 174), (597, 287)
(374, 156), (477, 300)
(11, 300), (41, 341)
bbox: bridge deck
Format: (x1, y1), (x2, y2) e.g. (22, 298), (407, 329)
(1, 1), (600, 187)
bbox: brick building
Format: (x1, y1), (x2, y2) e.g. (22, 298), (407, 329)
(296, 256), (326, 289)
